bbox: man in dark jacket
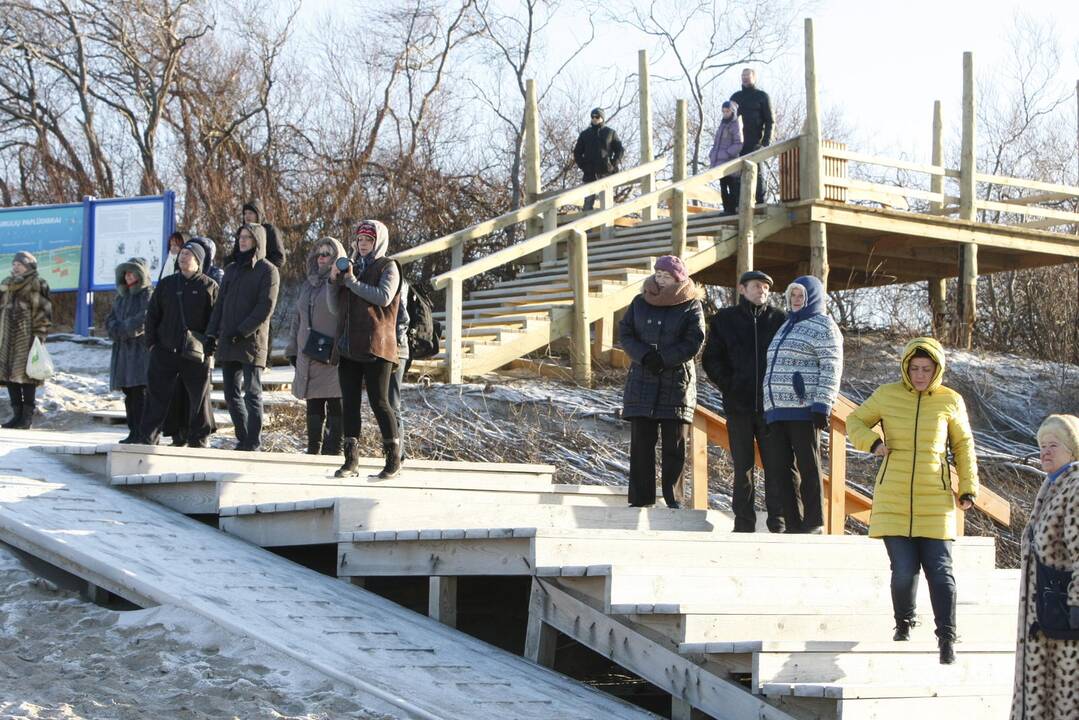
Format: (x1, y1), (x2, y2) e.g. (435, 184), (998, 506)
(730, 68), (774, 205)
(208, 223), (280, 451)
(573, 107), (624, 210)
(702, 270), (791, 532)
(136, 241), (218, 447)
(230, 200), (286, 269)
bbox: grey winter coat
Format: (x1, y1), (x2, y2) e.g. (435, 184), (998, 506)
(106, 258), (152, 390)
(619, 289), (706, 423)
(208, 223), (280, 368)
(286, 239), (345, 400)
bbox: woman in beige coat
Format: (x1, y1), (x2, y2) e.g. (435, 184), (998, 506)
(1011, 414), (1079, 719)
(286, 238), (346, 455)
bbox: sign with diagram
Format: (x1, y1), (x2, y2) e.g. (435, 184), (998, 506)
(90, 197), (170, 291)
(0, 203), (84, 291)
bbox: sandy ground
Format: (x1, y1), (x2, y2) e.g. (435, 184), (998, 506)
(0, 543), (396, 720)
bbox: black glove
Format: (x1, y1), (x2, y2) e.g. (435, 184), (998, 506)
(641, 350), (664, 375)
(812, 412), (828, 430)
(203, 337), (217, 356)
(287, 355), (297, 367)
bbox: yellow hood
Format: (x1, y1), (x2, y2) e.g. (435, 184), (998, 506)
(900, 336), (945, 392)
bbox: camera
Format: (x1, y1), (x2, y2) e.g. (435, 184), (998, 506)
(335, 257), (352, 273)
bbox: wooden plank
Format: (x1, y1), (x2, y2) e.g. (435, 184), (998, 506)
(738, 161), (758, 279)
(524, 578), (559, 667)
(428, 576), (457, 627)
(220, 507), (335, 547)
(761, 682), (1008, 700)
(534, 578), (798, 720)
(568, 229), (591, 386)
(337, 536), (534, 577)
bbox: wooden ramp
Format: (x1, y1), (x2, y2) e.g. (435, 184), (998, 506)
(0, 430), (656, 720)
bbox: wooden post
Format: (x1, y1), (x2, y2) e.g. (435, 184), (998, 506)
(737, 160), (758, 281)
(428, 576), (457, 627)
(929, 277), (948, 339)
(809, 221), (828, 291)
(674, 99), (687, 183)
(451, 239), (463, 270)
(568, 229), (592, 386)
(599, 185), (614, 242)
(525, 78), (553, 263)
(671, 698), (692, 720)
(689, 414), (709, 510)
(592, 313), (614, 359)
(955, 505), (966, 538)
(639, 50), (656, 221)
(827, 420), (847, 534)
(671, 187), (688, 257)
(800, 18), (822, 201)
(957, 53), (978, 348)
(524, 579), (558, 667)
(445, 279), (463, 384)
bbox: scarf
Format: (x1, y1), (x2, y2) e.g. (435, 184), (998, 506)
(642, 276), (698, 307)
(233, 246), (256, 267)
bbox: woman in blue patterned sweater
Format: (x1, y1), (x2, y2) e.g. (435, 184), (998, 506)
(762, 275), (843, 533)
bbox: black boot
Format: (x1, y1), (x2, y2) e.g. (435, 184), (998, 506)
(938, 637), (956, 664)
(335, 437), (361, 478)
(893, 618), (915, 641)
(1, 405), (22, 429)
(306, 414), (324, 455)
(14, 401), (34, 429)
(375, 438), (402, 479)
(322, 414), (343, 456)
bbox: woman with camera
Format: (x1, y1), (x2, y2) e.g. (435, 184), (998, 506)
(329, 220), (403, 479)
(286, 237), (346, 455)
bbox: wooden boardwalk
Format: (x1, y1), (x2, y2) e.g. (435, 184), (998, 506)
(0, 430), (656, 719)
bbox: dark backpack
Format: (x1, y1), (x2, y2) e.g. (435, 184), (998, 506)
(407, 281), (441, 359)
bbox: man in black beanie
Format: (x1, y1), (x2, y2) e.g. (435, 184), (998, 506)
(702, 270), (793, 532)
(573, 107), (624, 210)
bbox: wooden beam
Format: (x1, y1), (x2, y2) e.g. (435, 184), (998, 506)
(592, 313), (614, 358)
(639, 49), (656, 222)
(929, 277), (948, 339)
(689, 414), (709, 511)
(959, 52), (976, 222)
(809, 221), (828, 290)
(428, 576), (457, 627)
(930, 100), (944, 214)
(524, 579), (558, 668)
(674, 99), (688, 183)
(958, 243), (978, 349)
(445, 279), (464, 384)
(800, 18), (822, 201)
(827, 420), (846, 534)
(525, 79), (544, 244)
(568, 229), (592, 386)
(671, 187), (688, 257)
(737, 161), (758, 281)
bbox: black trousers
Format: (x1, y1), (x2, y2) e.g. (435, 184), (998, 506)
(629, 418), (687, 508)
(883, 536), (957, 641)
(720, 175), (740, 213)
(728, 411), (797, 532)
(307, 397), (342, 419)
(220, 361), (263, 449)
(5, 383), (36, 409)
(121, 386), (146, 435)
(738, 149), (767, 204)
(582, 170), (611, 210)
(140, 347), (213, 444)
(766, 419), (824, 531)
(338, 357), (397, 441)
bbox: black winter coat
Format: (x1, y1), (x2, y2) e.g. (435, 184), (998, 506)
(730, 86), (774, 152)
(619, 294), (705, 423)
(208, 224), (280, 368)
(106, 259), (152, 390)
(701, 297), (786, 415)
(144, 271), (218, 354)
(573, 124), (625, 176)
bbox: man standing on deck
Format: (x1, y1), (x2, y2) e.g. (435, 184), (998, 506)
(730, 68), (774, 205)
(702, 270), (792, 532)
(573, 108), (625, 211)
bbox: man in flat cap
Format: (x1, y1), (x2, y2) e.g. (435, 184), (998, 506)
(702, 270), (795, 533)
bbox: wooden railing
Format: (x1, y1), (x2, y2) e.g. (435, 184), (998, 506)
(688, 395), (1012, 535)
(430, 138), (799, 383)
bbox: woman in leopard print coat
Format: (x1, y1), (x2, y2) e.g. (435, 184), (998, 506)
(1011, 414), (1079, 719)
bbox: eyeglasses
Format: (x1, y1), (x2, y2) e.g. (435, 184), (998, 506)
(316, 251), (333, 258)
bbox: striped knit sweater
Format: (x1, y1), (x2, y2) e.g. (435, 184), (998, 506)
(763, 275), (843, 423)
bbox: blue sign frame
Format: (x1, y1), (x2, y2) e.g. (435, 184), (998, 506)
(87, 193), (174, 292)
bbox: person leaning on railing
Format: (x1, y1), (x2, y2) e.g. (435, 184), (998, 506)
(618, 256), (705, 509)
(845, 337), (977, 666)
(1010, 414), (1079, 719)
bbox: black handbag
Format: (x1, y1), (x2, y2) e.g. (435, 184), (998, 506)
(1031, 548), (1079, 640)
(177, 290), (206, 363)
(302, 294), (335, 364)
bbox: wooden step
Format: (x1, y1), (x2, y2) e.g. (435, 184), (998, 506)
(762, 683), (1010, 720)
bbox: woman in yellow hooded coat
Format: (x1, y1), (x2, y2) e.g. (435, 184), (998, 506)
(847, 337), (978, 664)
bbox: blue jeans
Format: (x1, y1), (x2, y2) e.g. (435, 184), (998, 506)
(882, 536), (957, 640)
(220, 361), (263, 449)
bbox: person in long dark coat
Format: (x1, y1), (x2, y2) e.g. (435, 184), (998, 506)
(0, 251), (52, 430)
(207, 223), (280, 451)
(105, 258), (152, 443)
(619, 255), (705, 508)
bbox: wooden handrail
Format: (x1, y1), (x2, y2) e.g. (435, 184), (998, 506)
(689, 394), (1012, 533)
(432, 137), (799, 290)
(822, 148), (961, 179)
(392, 157), (668, 267)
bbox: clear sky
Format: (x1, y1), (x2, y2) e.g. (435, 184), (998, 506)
(294, 0), (1079, 164)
